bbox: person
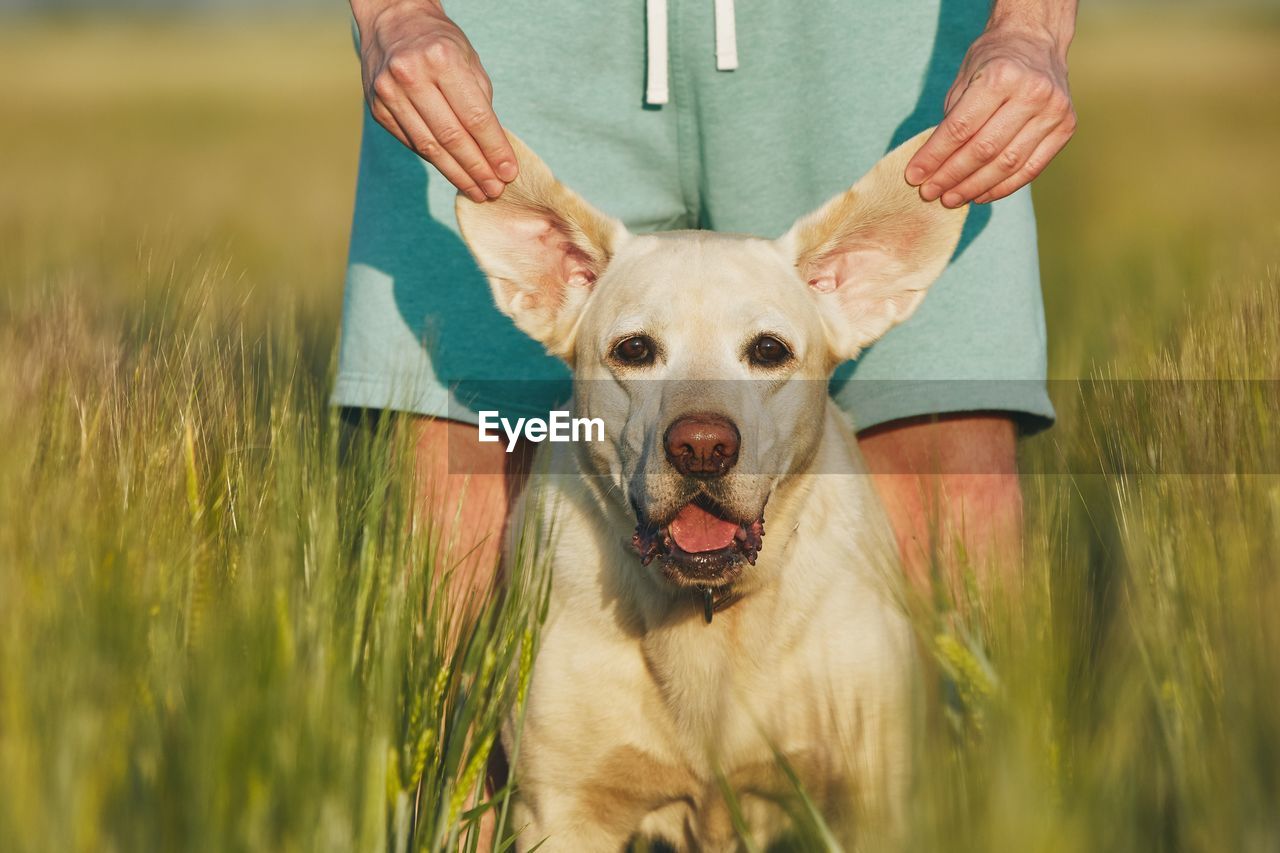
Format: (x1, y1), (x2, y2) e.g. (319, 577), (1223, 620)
(336, 0), (1077, 593)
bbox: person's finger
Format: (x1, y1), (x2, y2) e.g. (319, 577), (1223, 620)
(905, 83), (1005, 191)
(474, 62), (495, 103)
(937, 112), (1058, 207)
(439, 70), (518, 184)
(369, 98), (414, 151)
(406, 85), (505, 198)
(376, 90), (487, 202)
(919, 98), (1042, 207)
(973, 124), (1074, 204)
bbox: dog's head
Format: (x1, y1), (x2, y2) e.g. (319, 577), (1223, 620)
(457, 132), (966, 590)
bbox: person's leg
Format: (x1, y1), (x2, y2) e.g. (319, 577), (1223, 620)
(337, 409), (532, 598)
(858, 413), (1022, 592)
(405, 416), (536, 601)
(339, 411), (529, 848)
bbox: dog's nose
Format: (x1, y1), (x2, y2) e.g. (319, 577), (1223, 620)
(664, 414), (740, 478)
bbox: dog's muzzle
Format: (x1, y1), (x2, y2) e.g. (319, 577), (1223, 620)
(631, 413), (764, 589)
(631, 495), (765, 589)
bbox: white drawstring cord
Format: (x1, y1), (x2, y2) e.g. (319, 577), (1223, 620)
(644, 0), (737, 107)
(714, 0), (738, 71)
(645, 0), (670, 105)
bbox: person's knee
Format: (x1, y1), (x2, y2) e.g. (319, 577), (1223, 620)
(407, 416), (535, 500)
(408, 416), (536, 594)
(857, 412), (1023, 583)
(857, 411), (1018, 477)
(940, 470), (1023, 534)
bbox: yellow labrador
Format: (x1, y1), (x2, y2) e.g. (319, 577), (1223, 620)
(456, 130), (967, 851)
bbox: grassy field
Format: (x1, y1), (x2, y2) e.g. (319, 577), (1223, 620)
(1, 8), (1279, 851)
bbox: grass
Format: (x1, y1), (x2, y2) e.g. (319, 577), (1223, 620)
(1, 8), (1279, 851)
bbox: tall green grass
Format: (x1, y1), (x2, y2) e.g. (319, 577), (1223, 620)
(1, 9), (1278, 852)
(900, 277), (1280, 852)
(0, 278), (550, 851)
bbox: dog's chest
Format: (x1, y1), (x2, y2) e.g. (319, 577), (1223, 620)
(636, 585), (850, 763)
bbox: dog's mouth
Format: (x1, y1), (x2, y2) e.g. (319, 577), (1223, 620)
(630, 495), (765, 589)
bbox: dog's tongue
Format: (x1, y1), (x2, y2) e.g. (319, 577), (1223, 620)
(668, 503), (739, 553)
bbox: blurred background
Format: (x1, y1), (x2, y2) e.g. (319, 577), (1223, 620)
(1, 1), (1279, 850)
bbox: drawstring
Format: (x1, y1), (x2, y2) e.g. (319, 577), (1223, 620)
(645, 0), (738, 107)
(645, 0), (670, 105)
(713, 0), (739, 71)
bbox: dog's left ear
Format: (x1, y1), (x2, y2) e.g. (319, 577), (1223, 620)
(456, 133), (629, 360)
(778, 128), (968, 361)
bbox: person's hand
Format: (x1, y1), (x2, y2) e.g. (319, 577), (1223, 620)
(905, 18), (1076, 208)
(353, 0), (517, 202)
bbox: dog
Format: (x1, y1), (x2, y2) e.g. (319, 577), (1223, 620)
(455, 129), (967, 850)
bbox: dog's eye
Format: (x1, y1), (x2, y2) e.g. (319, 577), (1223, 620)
(749, 335), (792, 366)
(612, 335), (655, 365)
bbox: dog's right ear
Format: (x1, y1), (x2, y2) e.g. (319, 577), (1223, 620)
(455, 135), (629, 360)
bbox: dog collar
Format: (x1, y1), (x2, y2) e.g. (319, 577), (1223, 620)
(698, 586), (743, 624)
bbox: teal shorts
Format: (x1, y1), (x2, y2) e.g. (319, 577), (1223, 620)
(332, 0), (1055, 432)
